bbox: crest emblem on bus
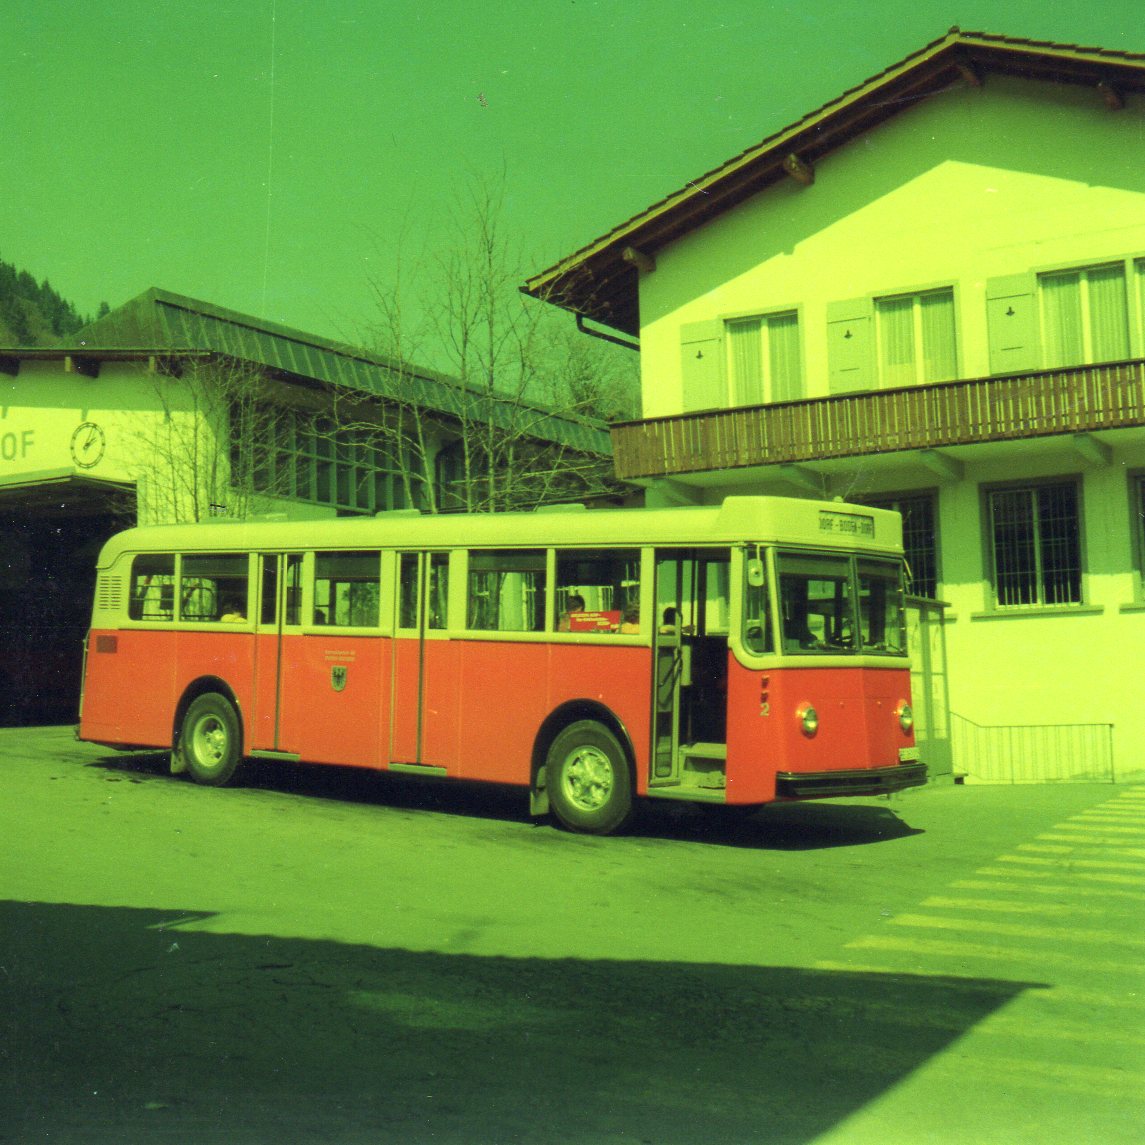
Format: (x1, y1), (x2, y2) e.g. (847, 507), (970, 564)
(331, 665), (347, 692)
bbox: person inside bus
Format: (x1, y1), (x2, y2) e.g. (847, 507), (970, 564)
(219, 596), (246, 623)
(619, 605), (640, 633)
(559, 593), (586, 631)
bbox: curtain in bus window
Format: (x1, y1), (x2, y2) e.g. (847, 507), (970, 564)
(768, 312), (802, 401)
(398, 553), (419, 629)
(129, 554), (175, 621)
(727, 318), (763, 406)
(428, 553), (449, 629)
(314, 551), (380, 627)
(919, 290), (957, 381)
(467, 550), (545, 632)
(181, 555), (248, 622)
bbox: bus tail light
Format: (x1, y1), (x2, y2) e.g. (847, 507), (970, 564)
(797, 703), (819, 737)
(896, 701), (914, 734)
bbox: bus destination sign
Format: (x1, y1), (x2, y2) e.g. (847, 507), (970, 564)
(818, 510), (875, 537)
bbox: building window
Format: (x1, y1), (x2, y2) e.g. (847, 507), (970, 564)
(235, 403), (417, 515)
(874, 288), (957, 387)
(726, 311), (802, 404)
(1039, 263), (1129, 368)
(860, 494), (938, 599)
(988, 482), (1082, 608)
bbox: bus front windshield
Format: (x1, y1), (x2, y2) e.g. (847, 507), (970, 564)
(747, 550), (906, 657)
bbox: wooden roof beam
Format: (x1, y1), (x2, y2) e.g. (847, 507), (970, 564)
(65, 355), (100, 378)
(621, 246), (656, 274)
(783, 153), (815, 187)
(1097, 81), (1125, 110)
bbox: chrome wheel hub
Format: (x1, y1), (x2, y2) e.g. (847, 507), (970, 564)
(561, 746), (614, 811)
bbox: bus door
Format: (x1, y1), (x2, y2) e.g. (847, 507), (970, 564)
(391, 551), (457, 767)
(651, 549), (731, 789)
(251, 552), (303, 752)
(270, 550), (386, 768)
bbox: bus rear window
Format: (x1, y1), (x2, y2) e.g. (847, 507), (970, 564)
(314, 551), (380, 627)
(129, 554), (175, 621)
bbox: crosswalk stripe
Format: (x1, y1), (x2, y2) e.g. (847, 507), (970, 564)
(1000, 853), (1145, 873)
(846, 933), (1133, 973)
(890, 912), (1145, 947)
(978, 864), (1145, 885)
(1037, 833), (1145, 848)
(950, 878), (1145, 903)
(1054, 822), (1145, 834)
(919, 895), (1109, 916)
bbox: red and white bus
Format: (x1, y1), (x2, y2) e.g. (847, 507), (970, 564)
(78, 496), (925, 833)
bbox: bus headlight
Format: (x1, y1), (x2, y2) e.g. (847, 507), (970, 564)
(797, 703), (819, 737)
(896, 702), (914, 733)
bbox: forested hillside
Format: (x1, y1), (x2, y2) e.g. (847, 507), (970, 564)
(0, 258), (106, 345)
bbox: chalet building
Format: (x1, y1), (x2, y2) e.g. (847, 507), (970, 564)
(0, 287), (612, 723)
(526, 30), (1145, 784)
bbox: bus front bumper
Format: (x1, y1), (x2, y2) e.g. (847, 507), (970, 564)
(775, 760), (928, 800)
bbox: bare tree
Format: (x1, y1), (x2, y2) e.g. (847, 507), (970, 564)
(130, 356), (285, 524)
(343, 175), (635, 514)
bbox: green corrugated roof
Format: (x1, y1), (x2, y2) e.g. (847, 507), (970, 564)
(66, 288), (611, 456)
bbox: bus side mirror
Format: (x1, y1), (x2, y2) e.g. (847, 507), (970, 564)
(747, 559), (765, 588)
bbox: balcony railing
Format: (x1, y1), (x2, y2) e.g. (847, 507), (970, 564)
(610, 359), (1145, 480)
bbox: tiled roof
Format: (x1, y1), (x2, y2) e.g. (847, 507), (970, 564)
(56, 288), (612, 456)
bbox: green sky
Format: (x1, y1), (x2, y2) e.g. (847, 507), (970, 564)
(4, 0), (1141, 349)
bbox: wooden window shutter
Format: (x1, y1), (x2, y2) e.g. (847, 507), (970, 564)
(986, 273), (1039, 375)
(827, 299), (874, 393)
(679, 320), (725, 411)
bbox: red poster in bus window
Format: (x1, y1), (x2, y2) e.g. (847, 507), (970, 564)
(568, 610), (621, 633)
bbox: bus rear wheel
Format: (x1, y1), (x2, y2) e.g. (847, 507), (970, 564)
(547, 720), (632, 835)
(177, 693), (242, 787)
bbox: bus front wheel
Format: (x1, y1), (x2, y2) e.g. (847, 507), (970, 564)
(177, 693), (242, 787)
(547, 720), (632, 835)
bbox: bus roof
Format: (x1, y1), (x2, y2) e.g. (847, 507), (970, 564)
(96, 497), (904, 567)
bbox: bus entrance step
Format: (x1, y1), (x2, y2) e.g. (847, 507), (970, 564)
(681, 743), (727, 789)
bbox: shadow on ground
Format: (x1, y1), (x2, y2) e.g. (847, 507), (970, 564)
(86, 749), (923, 851)
(2, 900), (1039, 1144)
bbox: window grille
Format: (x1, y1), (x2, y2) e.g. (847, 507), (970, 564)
(860, 494), (937, 599)
(989, 483), (1082, 608)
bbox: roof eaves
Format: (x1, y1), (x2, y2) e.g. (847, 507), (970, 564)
(525, 28), (1145, 334)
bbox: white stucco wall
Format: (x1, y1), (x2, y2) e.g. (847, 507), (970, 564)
(639, 76), (1145, 414)
(632, 74), (1145, 783)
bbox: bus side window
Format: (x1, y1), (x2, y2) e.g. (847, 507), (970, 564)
(181, 554), (248, 622)
(314, 551), (380, 627)
(397, 552), (449, 631)
(468, 549), (545, 632)
(555, 548), (640, 633)
(428, 552), (448, 629)
(129, 555), (175, 621)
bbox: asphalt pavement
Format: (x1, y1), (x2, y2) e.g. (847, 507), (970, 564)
(2, 727), (1142, 1144)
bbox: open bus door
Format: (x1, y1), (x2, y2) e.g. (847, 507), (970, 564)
(650, 549), (732, 796)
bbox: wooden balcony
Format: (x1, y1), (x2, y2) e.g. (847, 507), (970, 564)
(610, 360), (1145, 480)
